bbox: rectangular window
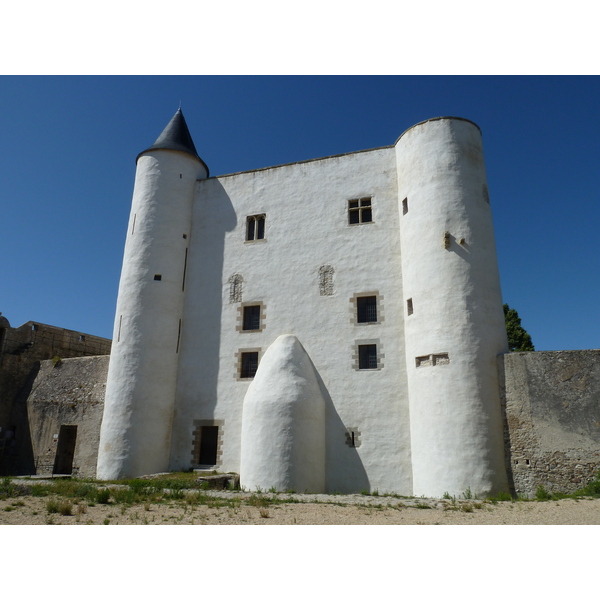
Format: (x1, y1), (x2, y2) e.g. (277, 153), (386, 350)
(246, 214), (266, 241)
(402, 197), (408, 215)
(241, 351), (259, 378)
(357, 296), (377, 323)
(348, 197), (372, 225)
(243, 305), (261, 331)
(358, 344), (378, 370)
(407, 298), (413, 315)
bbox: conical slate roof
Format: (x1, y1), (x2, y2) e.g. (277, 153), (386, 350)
(137, 108), (209, 175)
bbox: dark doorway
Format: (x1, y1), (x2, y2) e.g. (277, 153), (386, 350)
(53, 425), (77, 474)
(198, 426), (219, 465)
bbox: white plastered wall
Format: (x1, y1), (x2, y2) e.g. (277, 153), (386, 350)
(170, 148), (413, 494)
(396, 118), (509, 497)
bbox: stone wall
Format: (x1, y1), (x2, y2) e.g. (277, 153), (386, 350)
(0, 318), (111, 475)
(499, 350), (600, 496)
(25, 355), (109, 477)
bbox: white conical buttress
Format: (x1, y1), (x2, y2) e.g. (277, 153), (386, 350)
(240, 335), (326, 493)
(97, 112), (208, 479)
(396, 118), (509, 498)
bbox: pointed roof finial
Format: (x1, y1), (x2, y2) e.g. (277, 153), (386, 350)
(137, 108), (209, 175)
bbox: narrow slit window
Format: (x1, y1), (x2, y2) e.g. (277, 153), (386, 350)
(182, 248), (188, 291)
(402, 198), (408, 215)
(407, 298), (413, 315)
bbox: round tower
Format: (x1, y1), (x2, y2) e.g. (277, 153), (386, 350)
(97, 109), (208, 479)
(395, 117), (509, 498)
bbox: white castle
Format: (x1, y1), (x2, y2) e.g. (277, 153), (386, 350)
(97, 109), (510, 498)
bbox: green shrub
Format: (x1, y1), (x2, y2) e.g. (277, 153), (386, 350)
(0, 477), (17, 500)
(96, 488), (111, 504)
(575, 471), (600, 497)
(110, 488), (137, 504)
(535, 485), (552, 501)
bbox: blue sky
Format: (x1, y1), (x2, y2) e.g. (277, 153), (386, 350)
(2, 75), (599, 351)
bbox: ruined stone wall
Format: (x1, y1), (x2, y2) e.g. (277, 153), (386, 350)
(0, 320), (111, 475)
(25, 355), (109, 477)
(499, 350), (600, 496)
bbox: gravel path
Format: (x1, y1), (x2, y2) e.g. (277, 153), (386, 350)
(2, 488), (600, 525)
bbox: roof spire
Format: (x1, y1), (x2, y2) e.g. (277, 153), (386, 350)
(137, 108), (209, 175)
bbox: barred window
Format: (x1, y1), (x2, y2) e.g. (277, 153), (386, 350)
(358, 344), (378, 370)
(243, 305), (261, 331)
(241, 351), (259, 378)
(357, 296), (377, 323)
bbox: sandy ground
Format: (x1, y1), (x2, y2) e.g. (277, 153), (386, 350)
(2, 490), (600, 525)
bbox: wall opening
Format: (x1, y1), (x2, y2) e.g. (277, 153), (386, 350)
(53, 425), (77, 475)
(243, 305), (261, 331)
(197, 426), (219, 466)
(348, 197), (372, 224)
(357, 296), (377, 323)
(182, 248), (188, 291)
(407, 298), (413, 315)
(345, 428), (362, 448)
(402, 197), (408, 215)
(246, 214), (266, 241)
(358, 344), (378, 369)
(240, 351), (259, 378)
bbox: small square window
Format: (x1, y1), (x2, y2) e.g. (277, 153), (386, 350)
(358, 344), (378, 370)
(348, 197), (372, 225)
(154, 274), (162, 281)
(246, 215), (266, 241)
(240, 351), (259, 378)
(357, 296), (377, 323)
(243, 305), (261, 331)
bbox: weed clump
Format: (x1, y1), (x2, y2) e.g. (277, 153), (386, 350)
(575, 471), (600, 497)
(535, 485), (553, 501)
(96, 489), (111, 504)
(46, 498), (73, 515)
